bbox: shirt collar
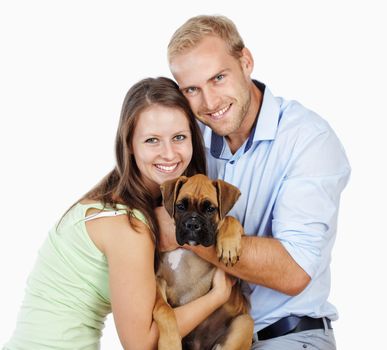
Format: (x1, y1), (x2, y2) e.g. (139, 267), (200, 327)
(207, 80), (281, 158)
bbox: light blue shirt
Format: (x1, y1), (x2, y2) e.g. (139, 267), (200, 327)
(200, 81), (351, 332)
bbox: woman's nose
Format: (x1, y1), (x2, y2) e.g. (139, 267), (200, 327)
(161, 141), (176, 159)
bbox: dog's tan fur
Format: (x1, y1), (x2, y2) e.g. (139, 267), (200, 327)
(153, 174), (254, 350)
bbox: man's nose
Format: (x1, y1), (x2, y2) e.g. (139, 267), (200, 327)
(202, 87), (220, 112)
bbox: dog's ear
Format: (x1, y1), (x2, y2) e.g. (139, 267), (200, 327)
(213, 179), (241, 219)
(160, 176), (189, 218)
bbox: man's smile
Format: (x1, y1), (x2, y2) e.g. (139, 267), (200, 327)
(204, 104), (232, 121)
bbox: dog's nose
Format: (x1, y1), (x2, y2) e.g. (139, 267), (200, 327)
(185, 217), (201, 232)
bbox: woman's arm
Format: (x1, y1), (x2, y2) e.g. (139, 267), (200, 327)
(88, 214), (231, 350)
(173, 267), (233, 336)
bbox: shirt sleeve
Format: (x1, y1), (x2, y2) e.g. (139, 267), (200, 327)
(272, 127), (351, 278)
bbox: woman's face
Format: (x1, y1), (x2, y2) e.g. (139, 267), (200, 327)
(132, 104), (193, 198)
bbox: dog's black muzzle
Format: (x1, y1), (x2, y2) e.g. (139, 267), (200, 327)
(176, 212), (216, 247)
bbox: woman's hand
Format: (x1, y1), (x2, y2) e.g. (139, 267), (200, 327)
(155, 206), (179, 252)
(210, 267), (234, 304)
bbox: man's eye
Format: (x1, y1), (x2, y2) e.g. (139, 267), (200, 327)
(215, 74), (224, 82)
(185, 87), (198, 95)
(145, 138), (158, 144)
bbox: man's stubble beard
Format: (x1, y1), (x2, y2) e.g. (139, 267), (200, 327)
(207, 89), (251, 137)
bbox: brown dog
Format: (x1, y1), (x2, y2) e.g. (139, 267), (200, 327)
(153, 174), (254, 350)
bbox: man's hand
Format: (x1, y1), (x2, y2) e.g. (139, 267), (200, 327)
(155, 206), (179, 252)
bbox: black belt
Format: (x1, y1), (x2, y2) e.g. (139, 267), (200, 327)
(257, 316), (332, 341)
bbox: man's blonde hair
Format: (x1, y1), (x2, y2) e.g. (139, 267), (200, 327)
(168, 15), (245, 62)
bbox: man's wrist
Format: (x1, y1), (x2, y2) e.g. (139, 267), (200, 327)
(184, 244), (217, 264)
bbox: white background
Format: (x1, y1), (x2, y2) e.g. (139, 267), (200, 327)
(1, 1), (385, 348)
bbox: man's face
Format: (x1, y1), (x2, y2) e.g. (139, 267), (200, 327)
(170, 36), (253, 138)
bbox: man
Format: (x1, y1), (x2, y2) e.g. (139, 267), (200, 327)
(159, 15), (350, 349)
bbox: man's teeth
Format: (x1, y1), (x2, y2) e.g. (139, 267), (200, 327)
(211, 105), (229, 117)
(156, 164), (178, 172)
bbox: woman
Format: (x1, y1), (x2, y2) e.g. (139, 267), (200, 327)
(3, 77), (233, 349)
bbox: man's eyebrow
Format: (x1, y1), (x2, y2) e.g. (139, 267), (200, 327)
(179, 85), (192, 91)
(179, 69), (230, 91)
(208, 69), (229, 82)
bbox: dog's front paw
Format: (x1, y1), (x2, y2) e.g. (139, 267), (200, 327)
(216, 234), (241, 266)
(154, 278), (182, 350)
(216, 216), (243, 266)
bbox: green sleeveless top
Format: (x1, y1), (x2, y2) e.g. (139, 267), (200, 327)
(3, 202), (147, 350)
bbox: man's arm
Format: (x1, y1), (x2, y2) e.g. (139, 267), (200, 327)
(155, 206), (310, 296)
(195, 128), (350, 296)
(187, 236), (311, 296)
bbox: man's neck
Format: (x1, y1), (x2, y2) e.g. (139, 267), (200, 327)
(225, 82), (262, 154)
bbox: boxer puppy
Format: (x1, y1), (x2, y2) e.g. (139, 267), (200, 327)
(153, 174), (254, 350)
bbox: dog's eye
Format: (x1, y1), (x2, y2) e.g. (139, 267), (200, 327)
(176, 203), (185, 211)
(206, 206), (215, 213)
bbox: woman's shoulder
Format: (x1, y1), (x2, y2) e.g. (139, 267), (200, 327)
(129, 209), (148, 226)
(81, 201), (152, 250)
(79, 199), (147, 224)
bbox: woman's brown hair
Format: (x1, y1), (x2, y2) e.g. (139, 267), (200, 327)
(80, 77), (207, 264)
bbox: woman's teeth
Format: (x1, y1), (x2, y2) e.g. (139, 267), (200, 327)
(155, 164), (178, 172)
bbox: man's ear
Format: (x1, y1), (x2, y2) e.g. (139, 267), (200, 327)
(160, 176), (189, 218)
(240, 47), (254, 77)
(213, 179), (241, 219)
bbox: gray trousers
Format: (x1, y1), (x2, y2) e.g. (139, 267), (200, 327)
(251, 322), (336, 350)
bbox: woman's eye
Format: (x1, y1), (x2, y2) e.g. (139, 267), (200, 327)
(145, 138), (158, 144)
(174, 134), (186, 142)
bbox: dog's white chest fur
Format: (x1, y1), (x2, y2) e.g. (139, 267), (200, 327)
(160, 248), (215, 306)
(167, 248), (185, 270)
